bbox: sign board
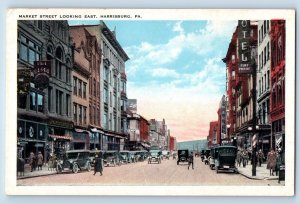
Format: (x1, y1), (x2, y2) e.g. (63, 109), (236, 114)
(34, 60), (50, 89)
(238, 20), (252, 74)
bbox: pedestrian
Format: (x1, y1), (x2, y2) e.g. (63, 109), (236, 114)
(242, 149), (248, 167)
(93, 152), (103, 176)
(236, 150), (242, 167)
(37, 151), (44, 170)
(29, 152), (36, 172)
(257, 149), (264, 167)
(188, 151), (194, 170)
(275, 148), (283, 176)
(267, 148), (277, 176)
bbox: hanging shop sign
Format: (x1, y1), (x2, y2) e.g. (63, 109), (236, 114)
(238, 20), (252, 74)
(34, 60), (50, 89)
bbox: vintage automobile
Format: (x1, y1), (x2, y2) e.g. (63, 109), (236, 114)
(128, 151), (137, 163)
(208, 148), (216, 169)
(103, 150), (121, 167)
(162, 150), (170, 160)
(177, 149), (189, 165)
(132, 150), (148, 162)
(56, 150), (92, 174)
(214, 146), (237, 173)
(148, 150), (162, 164)
(200, 150), (205, 162)
(119, 150), (131, 164)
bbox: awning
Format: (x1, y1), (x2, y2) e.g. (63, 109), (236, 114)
(49, 134), (72, 140)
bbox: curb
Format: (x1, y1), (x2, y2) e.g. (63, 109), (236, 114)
(17, 172), (58, 180)
(237, 170), (279, 181)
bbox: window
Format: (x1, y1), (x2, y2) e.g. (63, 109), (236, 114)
(83, 107), (87, 125)
(30, 92), (36, 111)
(73, 77), (77, 95)
(18, 34), (41, 65)
(83, 83), (87, 99)
(55, 47), (63, 80)
(48, 87), (52, 112)
(267, 42), (270, 61)
(56, 90), (63, 115)
(37, 94), (43, 112)
(272, 79), (277, 106)
(66, 94), (70, 116)
(110, 92), (112, 107)
(104, 111), (108, 129)
(18, 93), (27, 109)
(104, 88), (108, 103)
(78, 80), (82, 97)
(94, 79), (96, 97)
(104, 66), (109, 82)
(267, 71), (270, 89)
(79, 105), (82, 125)
(73, 103), (77, 123)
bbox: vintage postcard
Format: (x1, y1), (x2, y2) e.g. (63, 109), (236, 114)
(6, 9), (295, 196)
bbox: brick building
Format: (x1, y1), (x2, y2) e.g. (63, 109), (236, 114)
(207, 121), (218, 148)
(270, 20), (285, 151)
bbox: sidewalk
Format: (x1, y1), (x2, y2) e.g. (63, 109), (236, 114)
(236, 163), (279, 180)
(17, 164), (58, 179)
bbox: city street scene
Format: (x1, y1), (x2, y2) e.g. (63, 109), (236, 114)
(15, 17), (287, 188)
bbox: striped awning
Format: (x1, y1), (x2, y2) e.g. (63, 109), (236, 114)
(49, 134), (72, 140)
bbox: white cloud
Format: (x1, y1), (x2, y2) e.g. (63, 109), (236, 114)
(151, 68), (180, 78)
(172, 21), (184, 34)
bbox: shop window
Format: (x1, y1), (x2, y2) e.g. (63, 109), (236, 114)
(18, 94), (27, 109)
(30, 92), (36, 111)
(18, 34), (41, 65)
(37, 94), (43, 112)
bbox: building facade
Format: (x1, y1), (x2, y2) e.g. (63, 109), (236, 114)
(257, 20), (272, 155)
(69, 26), (101, 150)
(207, 121), (218, 148)
(17, 20), (74, 160)
(217, 95), (227, 144)
(270, 20), (285, 151)
(84, 21), (129, 151)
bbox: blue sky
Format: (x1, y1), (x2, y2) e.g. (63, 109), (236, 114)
(69, 20), (237, 141)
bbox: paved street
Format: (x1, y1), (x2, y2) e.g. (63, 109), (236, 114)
(17, 157), (283, 186)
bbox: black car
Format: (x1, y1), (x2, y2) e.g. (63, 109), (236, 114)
(148, 150), (162, 164)
(177, 149), (189, 165)
(56, 150), (92, 174)
(214, 146), (237, 173)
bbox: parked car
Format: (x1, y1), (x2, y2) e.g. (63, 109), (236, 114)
(103, 150), (121, 167)
(162, 150), (170, 160)
(119, 151), (131, 164)
(128, 151), (136, 163)
(214, 146), (237, 173)
(148, 150), (162, 164)
(56, 150), (92, 174)
(177, 149), (189, 165)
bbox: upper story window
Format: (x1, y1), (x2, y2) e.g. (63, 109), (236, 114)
(73, 77), (77, 95)
(18, 89), (44, 113)
(18, 34), (41, 65)
(55, 47), (64, 80)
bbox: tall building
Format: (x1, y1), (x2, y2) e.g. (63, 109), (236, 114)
(257, 20), (272, 155)
(223, 21), (258, 149)
(217, 95), (227, 144)
(83, 21), (129, 151)
(17, 20), (73, 159)
(270, 20), (285, 151)
(207, 121), (218, 148)
(69, 26), (101, 150)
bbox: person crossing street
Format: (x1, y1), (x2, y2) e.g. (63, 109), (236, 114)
(188, 151), (194, 170)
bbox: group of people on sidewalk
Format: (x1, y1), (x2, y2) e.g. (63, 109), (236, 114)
(28, 151), (44, 172)
(236, 147), (285, 176)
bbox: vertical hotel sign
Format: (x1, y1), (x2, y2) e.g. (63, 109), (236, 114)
(238, 20), (252, 74)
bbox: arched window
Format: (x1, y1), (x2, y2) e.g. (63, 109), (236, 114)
(55, 47), (64, 80)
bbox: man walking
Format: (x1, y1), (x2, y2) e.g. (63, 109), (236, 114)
(188, 151), (194, 170)
(93, 152), (103, 176)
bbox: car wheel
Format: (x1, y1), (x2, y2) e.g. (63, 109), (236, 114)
(72, 163), (79, 173)
(87, 162), (91, 172)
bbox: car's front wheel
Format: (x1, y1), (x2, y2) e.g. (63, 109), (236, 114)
(87, 162), (91, 172)
(72, 163), (79, 173)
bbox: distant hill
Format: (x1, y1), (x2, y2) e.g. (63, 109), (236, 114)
(177, 139), (207, 152)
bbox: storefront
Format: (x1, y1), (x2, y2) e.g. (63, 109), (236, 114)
(71, 130), (89, 150)
(48, 134), (72, 158)
(17, 119), (48, 161)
